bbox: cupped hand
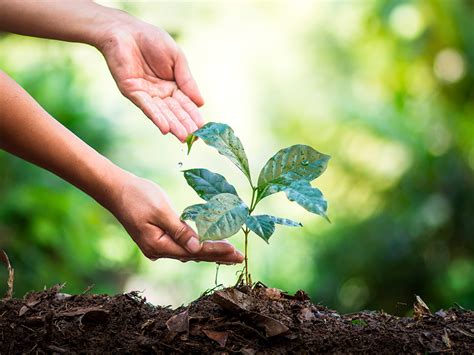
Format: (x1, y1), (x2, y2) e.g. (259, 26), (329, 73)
(98, 18), (205, 142)
(111, 174), (243, 264)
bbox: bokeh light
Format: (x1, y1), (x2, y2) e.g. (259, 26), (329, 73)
(433, 48), (466, 83)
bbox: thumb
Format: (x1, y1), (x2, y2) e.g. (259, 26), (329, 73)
(160, 209), (202, 254)
(175, 50), (205, 107)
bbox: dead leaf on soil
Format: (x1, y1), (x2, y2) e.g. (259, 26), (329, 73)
(56, 306), (110, 324)
(166, 310), (189, 333)
(212, 289), (289, 337)
(414, 295), (431, 320)
(212, 289), (255, 312)
(202, 329), (228, 347)
(0, 249), (14, 300)
(250, 312), (289, 337)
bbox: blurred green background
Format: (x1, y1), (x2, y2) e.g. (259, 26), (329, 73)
(0, 0), (473, 315)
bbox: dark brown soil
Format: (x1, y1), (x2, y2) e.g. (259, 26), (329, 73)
(0, 284), (473, 354)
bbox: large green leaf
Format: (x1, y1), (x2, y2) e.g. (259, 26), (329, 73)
(187, 122), (251, 181)
(183, 168), (237, 201)
(285, 180), (329, 221)
(246, 215), (275, 243)
(256, 145), (330, 201)
(194, 193), (249, 240)
(246, 214), (302, 243)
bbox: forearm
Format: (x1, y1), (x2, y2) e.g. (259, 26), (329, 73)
(0, 0), (129, 48)
(0, 70), (127, 211)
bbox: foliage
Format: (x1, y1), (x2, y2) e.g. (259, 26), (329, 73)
(181, 122), (330, 283)
(262, 0), (474, 313)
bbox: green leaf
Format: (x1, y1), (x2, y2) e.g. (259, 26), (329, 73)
(246, 215), (275, 243)
(180, 203), (206, 221)
(246, 214), (302, 243)
(285, 180), (329, 221)
(257, 145), (330, 201)
(269, 216), (302, 227)
(186, 134), (198, 155)
(190, 122), (251, 181)
(183, 168), (238, 201)
(194, 193), (249, 240)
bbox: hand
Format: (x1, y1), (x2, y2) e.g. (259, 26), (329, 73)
(98, 17), (205, 142)
(111, 174), (244, 264)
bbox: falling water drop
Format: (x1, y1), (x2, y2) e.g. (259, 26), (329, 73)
(178, 162), (183, 168)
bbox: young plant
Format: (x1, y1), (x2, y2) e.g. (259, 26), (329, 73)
(181, 122), (330, 285)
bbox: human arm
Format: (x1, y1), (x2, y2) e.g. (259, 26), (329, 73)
(0, 0), (204, 142)
(0, 70), (243, 264)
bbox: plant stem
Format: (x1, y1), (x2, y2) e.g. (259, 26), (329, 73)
(214, 263), (220, 286)
(242, 187), (259, 286)
(244, 229), (249, 284)
(249, 186), (258, 213)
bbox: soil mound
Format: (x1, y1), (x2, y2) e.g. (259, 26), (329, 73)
(0, 284), (473, 353)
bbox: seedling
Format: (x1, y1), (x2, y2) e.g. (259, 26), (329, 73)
(181, 122), (330, 284)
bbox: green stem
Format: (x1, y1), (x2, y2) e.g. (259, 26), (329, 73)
(244, 229), (249, 284)
(242, 186), (259, 286)
(249, 186), (258, 214)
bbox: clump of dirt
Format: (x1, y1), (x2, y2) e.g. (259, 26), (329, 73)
(0, 284), (473, 353)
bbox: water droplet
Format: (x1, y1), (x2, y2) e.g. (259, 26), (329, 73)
(178, 162), (183, 168)
(301, 160), (309, 166)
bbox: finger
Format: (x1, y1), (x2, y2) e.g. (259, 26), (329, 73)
(128, 91), (170, 135)
(173, 90), (205, 128)
(152, 97), (188, 142)
(163, 97), (198, 133)
(153, 235), (244, 263)
(194, 241), (244, 263)
(174, 50), (204, 107)
(157, 208), (202, 254)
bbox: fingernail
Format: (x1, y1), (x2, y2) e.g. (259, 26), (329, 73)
(186, 237), (201, 253)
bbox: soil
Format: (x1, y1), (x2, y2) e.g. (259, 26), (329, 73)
(0, 284), (473, 354)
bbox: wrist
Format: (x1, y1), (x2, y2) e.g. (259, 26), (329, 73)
(88, 158), (134, 215)
(88, 6), (138, 51)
